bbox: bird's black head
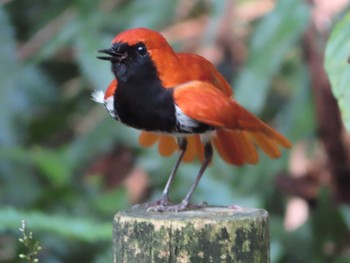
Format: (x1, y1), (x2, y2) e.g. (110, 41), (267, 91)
(97, 42), (157, 84)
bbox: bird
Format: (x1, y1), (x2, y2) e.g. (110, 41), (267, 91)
(92, 27), (291, 212)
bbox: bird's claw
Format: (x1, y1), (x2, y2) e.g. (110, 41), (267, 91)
(147, 200), (208, 212)
(132, 196), (173, 209)
(146, 199), (189, 212)
(227, 204), (242, 210)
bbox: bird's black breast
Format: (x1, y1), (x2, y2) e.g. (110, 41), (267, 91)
(114, 81), (177, 132)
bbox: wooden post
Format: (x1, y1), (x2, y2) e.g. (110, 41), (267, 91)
(113, 206), (269, 263)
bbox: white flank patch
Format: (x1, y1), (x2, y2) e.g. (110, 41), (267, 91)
(200, 131), (215, 143)
(91, 90), (105, 104)
(105, 96), (117, 119)
(175, 105), (199, 132)
(91, 90), (118, 119)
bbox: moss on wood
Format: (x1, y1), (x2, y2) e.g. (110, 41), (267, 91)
(113, 206), (269, 263)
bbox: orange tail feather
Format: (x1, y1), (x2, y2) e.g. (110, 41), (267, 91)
(213, 104), (291, 164)
(183, 136), (197, 162)
(139, 131), (159, 147)
(213, 130), (259, 165)
(213, 128), (290, 165)
(158, 135), (178, 157)
(138, 132), (203, 162)
(247, 132), (281, 159)
(235, 104), (291, 149)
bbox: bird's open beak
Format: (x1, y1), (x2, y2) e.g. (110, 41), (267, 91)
(97, 49), (127, 62)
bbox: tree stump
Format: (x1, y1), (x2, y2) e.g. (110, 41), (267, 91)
(113, 206), (269, 263)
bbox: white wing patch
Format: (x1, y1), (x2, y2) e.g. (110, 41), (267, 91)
(175, 105), (199, 133)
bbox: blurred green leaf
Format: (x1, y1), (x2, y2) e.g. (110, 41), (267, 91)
(0, 7), (57, 146)
(235, 0), (310, 113)
(311, 188), (348, 262)
(334, 257), (350, 263)
(280, 62), (315, 141)
(92, 187), (128, 214)
(0, 207), (111, 242)
(325, 11), (350, 132)
(0, 6), (20, 146)
(34, 8), (79, 62)
(65, 116), (139, 173)
(75, 23), (112, 90)
(202, 1), (227, 44)
(31, 147), (72, 188)
(0, 6), (16, 73)
(115, 0), (177, 30)
(339, 204), (350, 229)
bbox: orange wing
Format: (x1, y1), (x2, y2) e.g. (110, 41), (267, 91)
(174, 81), (238, 128)
(176, 53), (233, 96)
(174, 81), (291, 165)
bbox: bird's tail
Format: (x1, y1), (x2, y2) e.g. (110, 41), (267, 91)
(212, 128), (290, 166)
(212, 102), (291, 165)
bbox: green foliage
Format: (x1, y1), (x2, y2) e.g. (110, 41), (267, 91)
(325, 10), (350, 132)
(235, 0), (310, 113)
(1, 208), (111, 242)
(1, 0), (350, 262)
(311, 188), (349, 263)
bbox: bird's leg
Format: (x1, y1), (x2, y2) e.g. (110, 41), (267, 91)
(156, 137), (188, 205)
(133, 137), (187, 209)
(177, 142), (213, 210)
(149, 141), (213, 212)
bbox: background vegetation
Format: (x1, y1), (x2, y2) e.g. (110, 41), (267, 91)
(1, 0), (350, 262)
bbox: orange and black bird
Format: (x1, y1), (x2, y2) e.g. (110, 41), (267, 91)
(93, 28), (291, 212)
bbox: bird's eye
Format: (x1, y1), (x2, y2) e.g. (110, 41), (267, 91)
(136, 45), (147, 57)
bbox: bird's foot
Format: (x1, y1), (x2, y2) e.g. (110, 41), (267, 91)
(132, 195), (173, 209)
(147, 200), (208, 212)
(227, 204), (243, 210)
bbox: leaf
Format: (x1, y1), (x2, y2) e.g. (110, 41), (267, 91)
(92, 187), (128, 214)
(339, 204), (350, 230)
(114, 0), (177, 30)
(311, 188), (348, 260)
(34, 11), (79, 62)
(202, 1), (228, 44)
(0, 207), (111, 242)
(0, 6), (57, 146)
(234, 0), (310, 113)
(325, 11), (350, 132)
(0, 6), (20, 146)
(75, 29), (112, 90)
(280, 60), (315, 141)
(31, 147), (72, 188)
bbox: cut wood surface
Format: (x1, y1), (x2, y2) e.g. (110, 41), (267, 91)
(113, 206), (270, 263)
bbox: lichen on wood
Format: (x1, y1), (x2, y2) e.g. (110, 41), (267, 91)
(113, 206), (269, 263)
